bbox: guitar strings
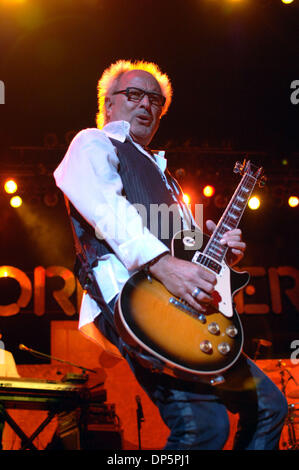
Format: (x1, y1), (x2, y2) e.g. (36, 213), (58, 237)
(203, 171), (257, 263)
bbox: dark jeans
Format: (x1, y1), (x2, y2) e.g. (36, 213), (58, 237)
(95, 306), (288, 450)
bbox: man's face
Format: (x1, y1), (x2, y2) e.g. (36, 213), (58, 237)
(106, 70), (163, 146)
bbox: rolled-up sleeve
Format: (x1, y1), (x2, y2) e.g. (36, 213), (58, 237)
(54, 129), (168, 271)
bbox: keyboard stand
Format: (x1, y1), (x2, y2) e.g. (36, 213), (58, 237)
(0, 406), (57, 450)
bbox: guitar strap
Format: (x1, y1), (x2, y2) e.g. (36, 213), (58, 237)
(64, 196), (117, 333)
(67, 204), (165, 371)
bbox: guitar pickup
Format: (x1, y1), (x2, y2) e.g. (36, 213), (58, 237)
(169, 297), (206, 323)
(192, 252), (222, 274)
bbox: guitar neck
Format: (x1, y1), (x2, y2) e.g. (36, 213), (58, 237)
(204, 166), (259, 263)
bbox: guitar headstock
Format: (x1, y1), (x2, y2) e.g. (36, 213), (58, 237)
(234, 159), (267, 188)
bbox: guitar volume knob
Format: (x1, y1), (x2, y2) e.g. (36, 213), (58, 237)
(208, 322), (220, 335)
(226, 325), (238, 338)
(218, 342), (231, 355)
(200, 340), (213, 354)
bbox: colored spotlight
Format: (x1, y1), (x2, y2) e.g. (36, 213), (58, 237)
(182, 193), (191, 205)
(248, 196), (260, 210)
(281, 0), (294, 4)
(203, 185), (215, 198)
(4, 179), (18, 194)
(10, 196), (22, 208)
(0, 268), (8, 278)
(288, 196), (299, 208)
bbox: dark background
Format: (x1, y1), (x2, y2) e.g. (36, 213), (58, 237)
(0, 0), (298, 363)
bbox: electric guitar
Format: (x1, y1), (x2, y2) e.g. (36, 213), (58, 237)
(115, 160), (266, 384)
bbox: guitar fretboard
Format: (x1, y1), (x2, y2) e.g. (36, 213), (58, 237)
(203, 168), (259, 263)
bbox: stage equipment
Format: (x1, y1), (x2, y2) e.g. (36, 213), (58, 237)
(252, 338), (272, 361)
(135, 395), (144, 450)
(0, 344), (123, 450)
(288, 196), (299, 208)
(248, 196), (260, 210)
(264, 359), (299, 450)
(4, 179), (17, 194)
(10, 196), (22, 208)
(80, 402), (123, 450)
(203, 185), (215, 198)
(0, 375), (102, 450)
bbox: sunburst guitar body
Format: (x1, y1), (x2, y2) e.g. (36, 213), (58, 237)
(115, 161), (266, 383)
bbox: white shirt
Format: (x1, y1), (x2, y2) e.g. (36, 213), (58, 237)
(54, 121), (193, 328)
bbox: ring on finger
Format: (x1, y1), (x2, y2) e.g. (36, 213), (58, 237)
(191, 287), (201, 299)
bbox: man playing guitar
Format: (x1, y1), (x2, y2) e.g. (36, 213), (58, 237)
(54, 60), (287, 450)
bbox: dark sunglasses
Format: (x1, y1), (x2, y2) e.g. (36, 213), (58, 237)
(112, 87), (166, 107)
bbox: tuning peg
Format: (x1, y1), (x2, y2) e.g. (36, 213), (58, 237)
(234, 160), (246, 174)
(258, 176), (267, 188)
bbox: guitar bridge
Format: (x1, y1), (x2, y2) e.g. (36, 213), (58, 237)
(169, 297), (206, 323)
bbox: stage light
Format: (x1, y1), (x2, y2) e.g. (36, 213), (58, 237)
(203, 185), (215, 198)
(288, 196), (299, 208)
(0, 268), (8, 278)
(10, 196), (22, 208)
(281, 0), (294, 4)
(248, 196), (260, 210)
(4, 179), (18, 194)
(182, 193), (191, 205)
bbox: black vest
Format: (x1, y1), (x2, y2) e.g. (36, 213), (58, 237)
(69, 138), (184, 271)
